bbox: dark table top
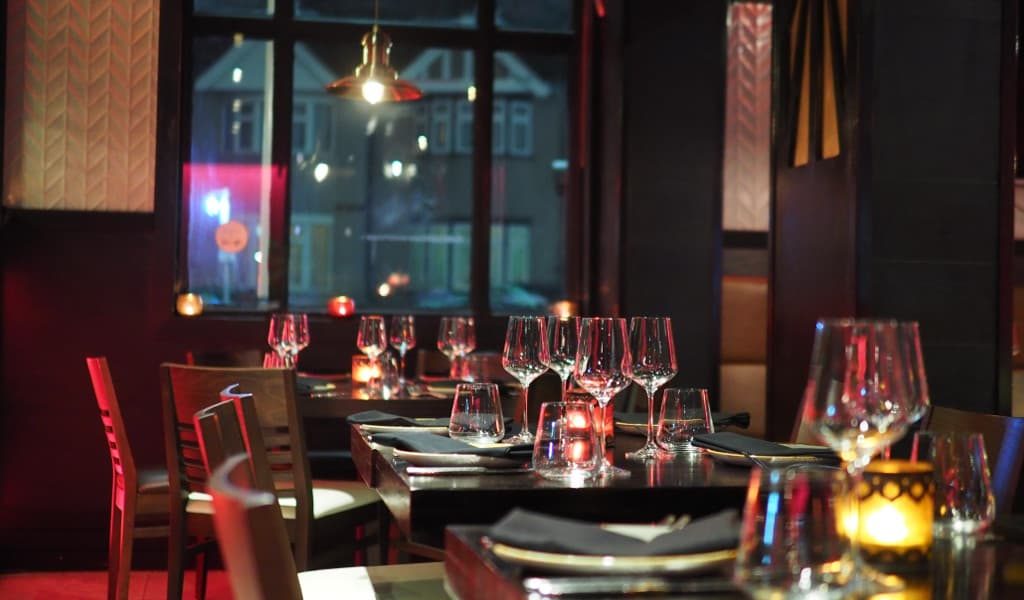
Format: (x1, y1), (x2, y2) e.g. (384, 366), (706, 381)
(351, 425), (752, 547)
(444, 526), (1024, 600)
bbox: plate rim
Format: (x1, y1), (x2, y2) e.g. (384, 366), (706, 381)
(489, 542), (736, 574)
(392, 448), (526, 468)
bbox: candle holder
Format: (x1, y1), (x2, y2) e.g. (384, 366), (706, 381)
(847, 459), (935, 571)
(566, 389), (614, 448)
(351, 355), (381, 384)
(176, 293), (204, 317)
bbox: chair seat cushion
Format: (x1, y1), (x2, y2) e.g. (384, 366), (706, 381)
(137, 468), (170, 495)
(186, 479), (378, 519)
(297, 564), (445, 600)
(297, 567), (376, 599)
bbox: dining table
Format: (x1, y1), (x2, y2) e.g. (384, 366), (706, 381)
(349, 424), (752, 551)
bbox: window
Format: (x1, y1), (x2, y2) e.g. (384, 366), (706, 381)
(178, 1), (578, 315)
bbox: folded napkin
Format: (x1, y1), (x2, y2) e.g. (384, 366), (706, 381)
(489, 508), (740, 557)
(614, 411), (751, 430)
(296, 376), (337, 394)
(346, 410), (450, 428)
(692, 432), (837, 458)
(371, 431), (533, 459)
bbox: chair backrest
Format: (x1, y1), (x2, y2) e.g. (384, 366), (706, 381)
(87, 357), (136, 495)
(218, 385), (279, 494)
(194, 399), (250, 478)
(209, 454), (303, 600)
(924, 405), (1024, 514)
(161, 364), (310, 512)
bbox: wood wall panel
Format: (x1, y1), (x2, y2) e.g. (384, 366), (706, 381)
(2, 0), (158, 212)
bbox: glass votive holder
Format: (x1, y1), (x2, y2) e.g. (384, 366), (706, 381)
(912, 431), (995, 538)
(565, 389), (614, 448)
(532, 401), (598, 481)
(351, 355), (381, 384)
(657, 388), (714, 454)
(843, 459), (935, 570)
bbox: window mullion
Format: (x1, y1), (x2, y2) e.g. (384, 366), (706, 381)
(471, 0), (496, 316)
(267, 35), (294, 309)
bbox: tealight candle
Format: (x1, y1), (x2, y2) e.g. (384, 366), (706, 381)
(327, 295), (356, 317)
(351, 355), (381, 384)
(842, 459), (934, 567)
(176, 293), (204, 317)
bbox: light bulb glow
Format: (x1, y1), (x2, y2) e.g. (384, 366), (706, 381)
(362, 80), (385, 104)
(313, 162), (329, 182)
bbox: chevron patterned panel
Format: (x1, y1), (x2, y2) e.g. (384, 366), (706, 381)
(3, 0), (159, 212)
(723, 3), (771, 232)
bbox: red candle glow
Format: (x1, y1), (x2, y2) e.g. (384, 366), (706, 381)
(327, 295), (356, 317)
(351, 355), (381, 383)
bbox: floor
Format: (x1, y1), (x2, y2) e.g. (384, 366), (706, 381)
(0, 570), (233, 599)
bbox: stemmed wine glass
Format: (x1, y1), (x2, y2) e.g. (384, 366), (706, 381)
(801, 318), (930, 595)
(356, 316), (388, 387)
(502, 316), (550, 444)
(267, 313), (309, 368)
(437, 317), (476, 379)
(544, 316), (580, 401)
(626, 316), (678, 461)
(575, 317), (633, 478)
(389, 315), (416, 387)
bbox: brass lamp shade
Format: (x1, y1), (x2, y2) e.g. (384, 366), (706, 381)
(325, 26), (422, 104)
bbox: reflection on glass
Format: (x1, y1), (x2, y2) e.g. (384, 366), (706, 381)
(288, 42), (476, 312)
(185, 37), (276, 310)
(490, 51), (569, 314)
(194, 0), (273, 18)
(496, 0), (572, 32)
(295, 0), (477, 28)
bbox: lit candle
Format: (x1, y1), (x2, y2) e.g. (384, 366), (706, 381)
(549, 299), (578, 318)
(351, 355), (381, 383)
(176, 293), (204, 317)
(327, 295), (356, 317)
(841, 460), (934, 566)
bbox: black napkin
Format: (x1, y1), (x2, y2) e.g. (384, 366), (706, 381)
(346, 410), (450, 428)
(371, 431), (533, 459)
(614, 411), (751, 430)
(692, 432), (837, 458)
(489, 508), (740, 557)
(296, 375), (336, 394)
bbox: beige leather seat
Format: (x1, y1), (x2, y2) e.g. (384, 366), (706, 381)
(720, 276), (768, 437)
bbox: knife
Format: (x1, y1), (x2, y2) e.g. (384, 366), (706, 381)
(405, 466), (533, 476)
(522, 576), (738, 596)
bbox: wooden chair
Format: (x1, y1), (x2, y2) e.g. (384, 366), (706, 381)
(208, 454), (443, 600)
(88, 357), (171, 600)
(161, 364), (379, 599)
(924, 405), (1024, 515)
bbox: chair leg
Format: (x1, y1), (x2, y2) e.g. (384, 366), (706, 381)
(194, 545), (208, 600)
(166, 510), (186, 600)
(116, 508), (135, 600)
(107, 505), (123, 600)
(354, 525), (365, 566)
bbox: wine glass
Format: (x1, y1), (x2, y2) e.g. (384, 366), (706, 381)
(289, 313), (310, 369)
(544, 316), (580, 401)
(389, 315), (416, 387)
(356, 316), (388, 385)
(437, 317), (476, 379)
(502, 316), (550, 444)
(626, 316), (678, 461)
(267, 313), (289, 363)
(801, 318), (930, 595)
(267, 313), (305, 368)
(574, 317), (632, 478)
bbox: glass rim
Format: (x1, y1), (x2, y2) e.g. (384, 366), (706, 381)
(537, 400), (593, 408)
(454, 382), (499, 391)
(579, 316), (626, 323)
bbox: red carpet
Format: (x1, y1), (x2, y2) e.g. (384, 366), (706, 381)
(0, 570), (233, 599)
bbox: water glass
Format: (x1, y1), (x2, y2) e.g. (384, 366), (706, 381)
(262, 351), (285, 368)
(912, 431), (995, 537)
(657, 388), (713, 453)
(448, 383), (505, 443)
(734, 467), (855, 598)
(532, 401), (599, 481)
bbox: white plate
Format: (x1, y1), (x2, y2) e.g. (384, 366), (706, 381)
(614, 421), (648, 436)
(704, 444), (836, 467)
(392, 449), (527, 469)
(489, 543), (736, 575)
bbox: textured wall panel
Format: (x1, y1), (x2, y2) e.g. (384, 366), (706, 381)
(3, 0), (159, 212)
(723, 3), (771, 232)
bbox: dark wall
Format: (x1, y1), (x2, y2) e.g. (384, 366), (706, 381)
(769, 0), (1015, 439)
(621, 0), (726, 398)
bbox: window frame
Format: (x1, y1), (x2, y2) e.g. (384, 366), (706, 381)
(172, 0), (587, 318)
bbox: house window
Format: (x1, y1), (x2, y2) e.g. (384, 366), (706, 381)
(178, 5), (576, 314)
(508, 100), (533, 157)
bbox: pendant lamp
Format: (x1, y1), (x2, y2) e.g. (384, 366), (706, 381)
(325, 1), (423, 104)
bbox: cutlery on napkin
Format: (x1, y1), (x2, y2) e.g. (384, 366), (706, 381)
(691, 432), (838, 460)
(346, 410), (450, 428)
(614, 411), (751, 430)
(487, 508), (740, 556)
(370, 431), (533, 459)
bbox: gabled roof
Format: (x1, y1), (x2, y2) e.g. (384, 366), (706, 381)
(401, 49), (552, 98)
(195, 43), (338, 93)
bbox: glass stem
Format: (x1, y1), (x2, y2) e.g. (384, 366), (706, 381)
(560, 376), (569, 402)
(399, 350), (407, 382)
(645, 388), (656, 447)
(520, 383), (530, 433)
(596, 401), (608, 465)
(848, 464), (865, 569)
